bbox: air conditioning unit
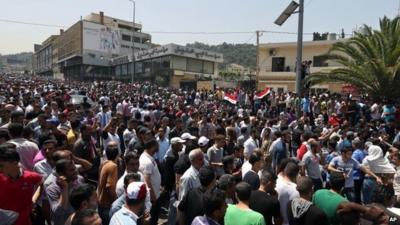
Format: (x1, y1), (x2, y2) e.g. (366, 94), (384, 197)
(269, 49), (277, 56)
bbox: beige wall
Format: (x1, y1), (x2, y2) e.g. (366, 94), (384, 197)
(258, 41), (345, 92)
(58, 21), (83, 61)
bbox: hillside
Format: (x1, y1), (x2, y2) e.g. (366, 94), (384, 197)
(186, 42), (256, 70)
(0, 52), (33, 72)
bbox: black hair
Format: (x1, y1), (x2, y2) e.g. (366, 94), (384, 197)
(55, 159), (73, 174)
(144, 138), (158, 150)
(0, 144), (19, 162)
(125, 151), (139, 164)
(199, 166), (216, 187)
(274, 131), (282, 138)
(260, 169), (277, 183)
(296, 176), (313, 195)
(123, 173), (142, 189)
(71, 208), (98, 225)
(70, 120), (81, 130)
(278, 158), (296, 174)
(203, 188), (226, 217)
(0, 129), (10, 141)
(371, 184), (395, 205)
(240, 126), (248, 134)
(248, 152), (262, 166)
(233, 145), (244, 152)
(10, 111), (24, 121)
(284, 162), (299, 180)
(80, 124), (91, 133)
(341, 146), (353, 154)
(8, 123), (24, 138)
(302, 132), (313, 141)
(105, 145), (119, 160)
(329, 172), (345, 191)
(235, 182), (252, 201)
(69, 184), (95, 210)
(223, 155), (234, 169)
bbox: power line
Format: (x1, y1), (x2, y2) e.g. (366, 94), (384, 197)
(0, 19), (67, 28)
(243, 33), (256, 43)
(305, 0), (314, 8)
(147, 31), (253, 34)
(0, 18), (353, 36)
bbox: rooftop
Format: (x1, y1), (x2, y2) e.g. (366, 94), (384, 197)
(259, 39), (347, 49)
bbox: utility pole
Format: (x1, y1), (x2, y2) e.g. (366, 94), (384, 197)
(256, 30), (261, 90)
(398, 0), (400, 17)
(129, 0), (136, 84)
(295, 0), (304, 95)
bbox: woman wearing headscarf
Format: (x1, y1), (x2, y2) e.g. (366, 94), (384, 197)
(362, 144), (396, 204)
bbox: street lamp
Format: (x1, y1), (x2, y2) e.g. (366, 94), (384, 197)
(274, 0), (304, 95)
(128, 0), (136, 84)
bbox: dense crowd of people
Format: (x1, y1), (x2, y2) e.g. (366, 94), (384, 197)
(1, 74), (400, 225)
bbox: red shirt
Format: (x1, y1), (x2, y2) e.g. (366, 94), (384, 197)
(0, 170), (42, 225)
(328, 116), (340, 127)
(297, 143), (308, 160)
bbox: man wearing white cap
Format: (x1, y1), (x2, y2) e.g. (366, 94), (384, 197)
(198, 136), (210, 166)
(181, 132), (197, 153)
(110, 182), (147, 225)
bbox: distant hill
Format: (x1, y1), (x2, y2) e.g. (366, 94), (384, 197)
(186, 42), (256, 70)
(0, 52), (33, 72)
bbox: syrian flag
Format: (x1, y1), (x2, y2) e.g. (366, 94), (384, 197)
(224, 92), (237, 105)
(254, 88), (271, 100)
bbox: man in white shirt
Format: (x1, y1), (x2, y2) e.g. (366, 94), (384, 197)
(123, 119), (137, 150)
(116, 152), (143, 198)
(178, 149), (204, 202)
(7, 123), (39, 171)
(156, 128), (170, 162)
(275, 162), (300, 225)
(96, 105), (111, 130)
(243, 129), (259, 158)
(139, 139), (162, 225)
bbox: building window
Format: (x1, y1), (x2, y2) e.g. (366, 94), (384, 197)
(187, 58), (203, 73)
(313, 55), (328, 67)
(133, 37), (141, 43)
(136, 62), (143, 74)
(171, 56), (186, 70)
(122, 34), (131, 41)
(203, 61), (214, 74)
(161, 56), (170, 68)
(271, 57), (285, 72)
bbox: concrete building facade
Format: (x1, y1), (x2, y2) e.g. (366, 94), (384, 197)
(257, 39), (345, 93)
(111, 44), (223, 90)
(34, 11), (152, 80)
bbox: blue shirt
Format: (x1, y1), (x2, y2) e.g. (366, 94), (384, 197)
(156, 137), (170, 161)
(352, 149), (366, 180)
(383, 105), (396, 122)
(110, 205), (138, 225)
(329, 156), (361, 188)
(301, 98), (310, 113)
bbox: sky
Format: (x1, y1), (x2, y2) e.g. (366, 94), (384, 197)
(0, 0), (398, 54)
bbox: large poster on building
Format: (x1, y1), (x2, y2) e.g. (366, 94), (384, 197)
(83, 21), (121, 54)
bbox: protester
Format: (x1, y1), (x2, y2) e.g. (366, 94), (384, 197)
(249, 170), (282, 225)
(288, 176), (328, 225)
(0, 143), (42, 225)
(224, 182), (265, 225)
(275, 162), (300, 225)
(191, 188), (227, 225)
(178, 166), (216, 225)
(109, 182), (148, 225)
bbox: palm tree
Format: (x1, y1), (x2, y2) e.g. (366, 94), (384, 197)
(307, 16), (400, 101)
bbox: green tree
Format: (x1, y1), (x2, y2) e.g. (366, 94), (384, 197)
(307, 16), (400, 101)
